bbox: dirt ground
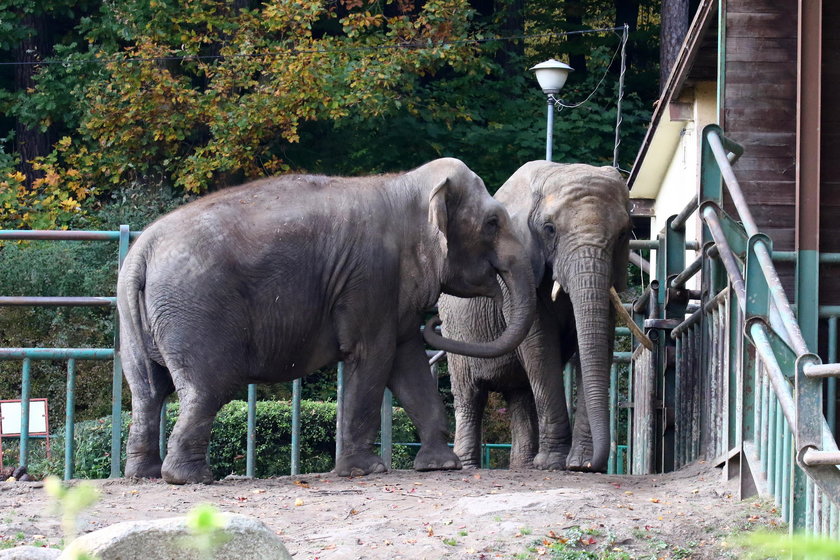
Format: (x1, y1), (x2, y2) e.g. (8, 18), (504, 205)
(0, 460), (780, 559)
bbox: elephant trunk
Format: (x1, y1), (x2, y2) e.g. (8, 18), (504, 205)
(424, 238), (536, 359)
(565, 247), (614, 472)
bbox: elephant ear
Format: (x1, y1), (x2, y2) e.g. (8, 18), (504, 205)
(428, 177), (448, 254)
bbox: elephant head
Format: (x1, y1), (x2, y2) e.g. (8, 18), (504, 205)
(499, 161), (630, 472)
(419, 158), (536, 359)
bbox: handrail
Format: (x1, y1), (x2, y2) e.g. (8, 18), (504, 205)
(706, 130), (808, 356)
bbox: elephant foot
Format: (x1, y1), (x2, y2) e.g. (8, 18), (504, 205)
(125, 455), (162, 479)
(533, 449), (568, 471)
(334, 452), (388, 477)
(414, 446), (462, 472)
(509, 456), (535, 470)
(161, 455), (215, 485)
(566, 442), (605, 473)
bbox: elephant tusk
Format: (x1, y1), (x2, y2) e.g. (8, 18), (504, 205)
(551, 281), (562, 301)
(609, 287), (654, 351)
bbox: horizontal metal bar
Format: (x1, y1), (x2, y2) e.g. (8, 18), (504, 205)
(771, 251), (840, 264)
(803, 363), (840, 378)
(670, 194), (699, 232)
(670, 254), (703, 289)
(0, 348), (114, 360)
(802, 449), (840, 466)
(0, 229), (142, 241)
(671, 305), (703, 339)
(629, 239), (699, 251)
(0, 296), (116, 307)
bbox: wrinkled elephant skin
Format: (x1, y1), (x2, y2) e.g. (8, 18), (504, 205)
(439, 161), (630, 473)
(118, 158), (536, 484)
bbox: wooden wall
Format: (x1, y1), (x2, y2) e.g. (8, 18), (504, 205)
(723, 0), (799, 293)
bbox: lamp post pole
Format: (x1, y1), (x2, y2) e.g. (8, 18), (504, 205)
(545, 94), (555, 161)
(530, 59), (573, 163)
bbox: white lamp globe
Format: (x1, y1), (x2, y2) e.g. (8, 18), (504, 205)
(530, 59), (574, 94)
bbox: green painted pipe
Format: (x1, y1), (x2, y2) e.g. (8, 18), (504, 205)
(159, 403), (168, 460)
(20, 358), (31, 468)
(829, 317), (837, 436)
(608, 364), (617, 474)
(64, 359), (76, 480)
(246, 383), (257, 477)
(774, 400), (784, 507)
(291, 378), (301, 475)
(0, 348), (113, 360)
(336, 362), (344, 459)
(380, 388), (393, 468)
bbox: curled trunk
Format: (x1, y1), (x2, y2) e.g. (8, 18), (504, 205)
(424, 250), (536, 359)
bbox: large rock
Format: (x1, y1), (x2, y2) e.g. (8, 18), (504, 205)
(0, 546), (60, 559)
(59, 513), (291, 560)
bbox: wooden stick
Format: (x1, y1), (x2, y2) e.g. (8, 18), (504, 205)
(610, 286), (654, 351)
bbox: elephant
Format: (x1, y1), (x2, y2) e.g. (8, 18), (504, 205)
(437, 161), (630, 473)
(117, 157), (537, 484)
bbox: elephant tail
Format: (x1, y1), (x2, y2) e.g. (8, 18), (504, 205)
(117, 243), (168, 389)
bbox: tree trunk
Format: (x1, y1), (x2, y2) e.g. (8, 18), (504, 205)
(564, 0), (587, 75)
(612, 0), (640, 73)
(659, 0), (690, 91)
(14, 13), (50, 186)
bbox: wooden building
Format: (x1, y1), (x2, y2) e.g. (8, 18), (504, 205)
(629, 0), (837, 347)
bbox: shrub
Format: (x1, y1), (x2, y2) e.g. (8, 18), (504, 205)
(10, 400), (419, 479)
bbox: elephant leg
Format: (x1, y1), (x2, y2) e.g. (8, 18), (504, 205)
(450, 356), (487, 469)
(519, 327), (572, 471)
(123, 355), (174, 479)
(389, 336), (461, 472)
(505, 388), (538, 469)
(333, 327), (395, 477)
(568, 361), (595, 470)
(161, 382), (226, 484)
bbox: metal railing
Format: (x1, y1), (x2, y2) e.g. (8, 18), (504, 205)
(631, 124), (840, 533)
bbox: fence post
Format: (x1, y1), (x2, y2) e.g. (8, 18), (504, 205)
(19, 358), (32, 468)
(64, 358), (76, 480)
(110, 225), (131, 478)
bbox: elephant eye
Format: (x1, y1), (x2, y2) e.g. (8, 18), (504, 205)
(485, 214), (500, 231)
(544, 223), (556, 237)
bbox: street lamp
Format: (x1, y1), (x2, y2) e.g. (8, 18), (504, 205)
(530, 59), (573, 161)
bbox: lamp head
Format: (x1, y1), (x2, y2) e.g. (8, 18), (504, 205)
(530, 59), (574, 95)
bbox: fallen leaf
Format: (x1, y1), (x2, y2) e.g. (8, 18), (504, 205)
(293, 480), (310, 488)
(252, 488), (266, 494)
(649, 498), (661, 503)
(294, 498), (304, 506)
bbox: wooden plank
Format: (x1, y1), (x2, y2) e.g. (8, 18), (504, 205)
(725, 36), (797, 63)
(727, 12), (798, 39)
(724, 62), (797, 84)
(726, 0), (797, 15)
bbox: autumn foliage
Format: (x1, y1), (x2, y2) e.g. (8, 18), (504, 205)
(1, 0), (486, 228)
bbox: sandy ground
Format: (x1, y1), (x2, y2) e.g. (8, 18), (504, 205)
(0, 460), (780, 559)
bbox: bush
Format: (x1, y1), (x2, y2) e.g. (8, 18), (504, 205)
(9, 400), (420, 479)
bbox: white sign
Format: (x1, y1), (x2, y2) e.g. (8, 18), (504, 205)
(0, 400), (48, 436)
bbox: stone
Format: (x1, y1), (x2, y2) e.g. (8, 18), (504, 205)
(0, 546), (61, 559)
(59, 513), (292, 560)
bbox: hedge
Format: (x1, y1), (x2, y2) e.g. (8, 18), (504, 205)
(3, 400), (420, 479)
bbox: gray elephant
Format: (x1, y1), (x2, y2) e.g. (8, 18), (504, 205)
(117, 158), (536, 484)
(436, 161), (630, 472)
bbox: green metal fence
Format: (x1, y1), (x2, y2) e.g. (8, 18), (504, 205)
(631, 124), (840, 533)
(1, 226), (638, 478)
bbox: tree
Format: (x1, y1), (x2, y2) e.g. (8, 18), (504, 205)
(659, 0), (688, 89)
